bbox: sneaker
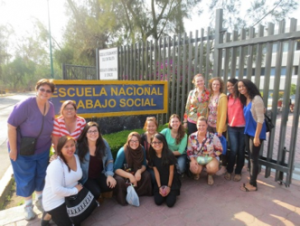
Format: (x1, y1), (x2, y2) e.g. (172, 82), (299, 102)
(216, 166), (227, 176)
(24, 204), (37, 221)
(35, 196), (43, 212)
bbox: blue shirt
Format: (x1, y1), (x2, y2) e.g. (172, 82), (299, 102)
(244, 102), (266, 140)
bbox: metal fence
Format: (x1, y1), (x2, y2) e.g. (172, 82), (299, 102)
(63, 9), (300, 186)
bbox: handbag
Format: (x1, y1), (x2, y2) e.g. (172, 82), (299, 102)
(264, 112), (274, 132)
(19, 104), (46, 156)
(65, 187), (98, 224)
(126, 184), (140, 207)
(61, 159), (98, 224)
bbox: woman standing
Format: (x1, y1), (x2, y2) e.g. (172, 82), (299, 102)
(184, 74), (210, 135)
(224, 78), (246, 181)
(207, 77), (227, 175)
(114, 132), (152, 205)
(149, 133), (181, 208)
(160, 114), (187, 175)
(77, 122), (116, 200)
(52, 100), (86, 151)
(237, 79), (266, 192)
(187, 117), (223, 185)
(42, 136), (83, 226)
(7, 79), (55, 220)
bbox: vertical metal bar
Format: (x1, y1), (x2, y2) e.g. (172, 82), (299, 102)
(95, 48), (100, 79)
(137, 42), (140, 80)
(141, 41), (144, 80)
(145, 41), (149, 81)
(181, 33), (187, 118)
(129, 44), (133, 80)
(155, 40), (158, 80)
(194, 30), (199, 76)
(163, 37), (166, 81)
(176, 33), (182, 115)
(206, 27), (211, 80)
(199, 29), (204, 75)
(276, 19), (297, 185)
(126, 45), (129, 80)
(150, 40), (153, 80)
(230, 31), (238, 78)
(238, 28), (246, 80)
(246, 27), (255, 80)
(223, 33), (231, 90)
(254, 25), (264, 86)
(265, 20), (285, 178)
(166, 36), (171, 123)
(119, 46), (123, 80)
(262, 23), (274, 104)
(287, 56), (300, 184)
(187, 31), (193, 94)
(133, 43), (136, 80)
(213, 9), (223, 78)
(171, 35), (176, 115)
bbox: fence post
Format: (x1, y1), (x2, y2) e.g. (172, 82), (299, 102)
(213, 9), (223, 78)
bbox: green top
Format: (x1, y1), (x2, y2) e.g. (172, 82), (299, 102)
(160, 128), (187, 154)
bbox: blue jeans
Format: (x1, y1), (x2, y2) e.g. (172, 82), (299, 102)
(176, 154), (187, 174)
(227, 126), (245, 174)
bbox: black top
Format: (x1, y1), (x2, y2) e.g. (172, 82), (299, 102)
(88, 155), (103, 179)
(152, 154), (181, 195)
(140, 133), (151, 162)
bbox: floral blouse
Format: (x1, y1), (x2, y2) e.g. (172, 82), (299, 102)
(187, 131), (223, 158)
(184, 88), (210, 123)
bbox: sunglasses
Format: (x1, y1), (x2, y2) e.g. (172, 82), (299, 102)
(39, 88), (52, 94)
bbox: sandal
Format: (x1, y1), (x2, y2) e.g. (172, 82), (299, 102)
(194, 174), (200, 180)
(233, 174), (242, 182)
(224, 172), (231, 181)
(240, 183), (257, 192)
(207, 175), (214, 185)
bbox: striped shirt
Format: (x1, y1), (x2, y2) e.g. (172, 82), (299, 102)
(52, 115), (86, 140)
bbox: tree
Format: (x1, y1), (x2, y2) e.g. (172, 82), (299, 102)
(208, 0), (298, 31)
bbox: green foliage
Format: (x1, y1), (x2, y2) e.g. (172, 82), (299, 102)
(290, 84), (296, 96)
(102, 124), (168, 159)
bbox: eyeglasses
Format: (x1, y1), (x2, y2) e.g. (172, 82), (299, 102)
(39, 88), (52, 93)
(87, 130), (98, 134)
(151, 141), (162, 145)
(130, 140), (139, 143)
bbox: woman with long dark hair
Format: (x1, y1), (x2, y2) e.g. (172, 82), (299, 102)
(114, 132), (152, 205)
(149, 133), (181, 207)
(237, 79), (266, 192)
(224, 78), (246, 182)
(77, 121), (116, 200)
(42, 136), (83, 226)
(160, 114), (187, 175)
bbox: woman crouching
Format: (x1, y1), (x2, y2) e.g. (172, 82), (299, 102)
(114, 132), (152, 205)
(187, 116), (223, 185)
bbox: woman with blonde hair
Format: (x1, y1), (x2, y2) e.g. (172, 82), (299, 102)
(184, 74), (210, 135)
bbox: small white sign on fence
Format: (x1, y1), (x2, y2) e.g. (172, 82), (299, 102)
(99, 47), (118, 80)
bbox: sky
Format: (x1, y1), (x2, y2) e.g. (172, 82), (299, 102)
(0, 0), (300, 50)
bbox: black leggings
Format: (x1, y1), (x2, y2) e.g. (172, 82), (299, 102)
(154, 190), (177, 208)
(84, 173), (112, 199)
(47, 203), (73, 226)
(245, 135), (262, 187)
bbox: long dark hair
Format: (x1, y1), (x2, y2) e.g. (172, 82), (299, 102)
(57, 136), (76, 172)
(149, 133), (176, 166)
(237, 79), (262, 106)
(227, 78), (238, 100)
(168, 114), (185, 144)
(77, 121), (106, 163)
(124, 132), (144, 171)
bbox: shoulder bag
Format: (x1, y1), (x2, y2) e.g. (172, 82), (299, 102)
(19, 104), (46, 156)
(61, 159), (98, 224)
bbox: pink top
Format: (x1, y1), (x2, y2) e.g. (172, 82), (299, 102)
(52, 115), (86, 140)
(227, 95), (245, 127)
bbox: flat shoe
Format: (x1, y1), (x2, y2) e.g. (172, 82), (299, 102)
(233, 174), (242, 182)
(224, 172), (231, 181)
(240, 183), (257, 192)
(194, 174), (200, 180)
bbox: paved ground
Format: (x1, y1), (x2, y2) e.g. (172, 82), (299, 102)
(1, 168), (300, 226)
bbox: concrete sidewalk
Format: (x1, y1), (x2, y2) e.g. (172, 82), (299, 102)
(1, 167), (300, 226)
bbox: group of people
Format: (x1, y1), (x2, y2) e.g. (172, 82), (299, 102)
(7, 75), (267, 225)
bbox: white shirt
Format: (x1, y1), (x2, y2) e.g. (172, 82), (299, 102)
(42, 155), (82, 211)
